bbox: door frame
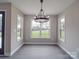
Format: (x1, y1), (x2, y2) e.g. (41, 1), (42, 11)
(0, 11), (5, 55)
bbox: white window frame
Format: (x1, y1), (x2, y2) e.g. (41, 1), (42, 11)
(31, 19), (51, 39)
(59, 16), (65, 42)
(16, 15), (23, 41)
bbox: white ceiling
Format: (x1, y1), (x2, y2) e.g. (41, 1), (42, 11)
(0, 0), (76, 15)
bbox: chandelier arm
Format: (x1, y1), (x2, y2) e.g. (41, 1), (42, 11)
(41, 2), (43, 10)
(40, 0), (43, 10)
(34, 0), (49, 23)
(40, 0), (43, 3)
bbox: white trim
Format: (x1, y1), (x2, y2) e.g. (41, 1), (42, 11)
(10, 42), (57, 56)
(4, 10), (7, 56)
(31, 20), (51, 39)
(58, 43), (75, 59)
(24, 42), (57, 45)
(11, 43), (24, 56)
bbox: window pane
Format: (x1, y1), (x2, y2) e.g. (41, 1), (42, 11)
(60, 30), (64, 39)
(32, 31), (40, 38)
(60, 17), (65, 41)
(41, 30), (49, 38)
(31, 20), (50, 38)
(17, 15), (22, 41)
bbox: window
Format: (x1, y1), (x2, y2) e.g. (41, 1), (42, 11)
(17, 15), (23, 41)
(60, 17), (65, 42)
(31, 20), (50, 38)
(0, 14), (2, 48)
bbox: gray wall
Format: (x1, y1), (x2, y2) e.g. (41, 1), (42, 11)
(0, 3), (24, 56)
(24, 15), (58, 44)
(11, 5), (24, 54)
(58, 0), (79, 56)
(0, 3), (11, 56)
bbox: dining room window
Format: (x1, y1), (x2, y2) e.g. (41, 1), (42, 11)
(31, 20), (50, 38)
(60, 17), (65, 42)
(17, 15), (23, 41)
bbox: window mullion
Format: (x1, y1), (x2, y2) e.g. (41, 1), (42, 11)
(40, 23), (42, 38)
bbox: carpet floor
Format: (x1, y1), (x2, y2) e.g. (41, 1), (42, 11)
(0, 45), (72, 59)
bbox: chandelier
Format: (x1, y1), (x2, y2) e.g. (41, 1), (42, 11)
(34, 0), (49, 23)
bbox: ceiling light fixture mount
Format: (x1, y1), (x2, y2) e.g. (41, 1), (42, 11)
(34, 0), (49, 23)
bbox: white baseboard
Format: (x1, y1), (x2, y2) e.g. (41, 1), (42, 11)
(58, 43), (75, 59)
(4, 42), (57, 56)
(10, 42), (57, 56)
(11, 43), (24, 56)
(24, 42), (57, 45)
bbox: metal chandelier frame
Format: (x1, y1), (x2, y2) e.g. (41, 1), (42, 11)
(34, 0), (49, 23)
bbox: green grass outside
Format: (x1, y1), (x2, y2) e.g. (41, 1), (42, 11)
(17, 32), (21, 36)
(32, 31), (49, 38)
(60, 30), (65, 41)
